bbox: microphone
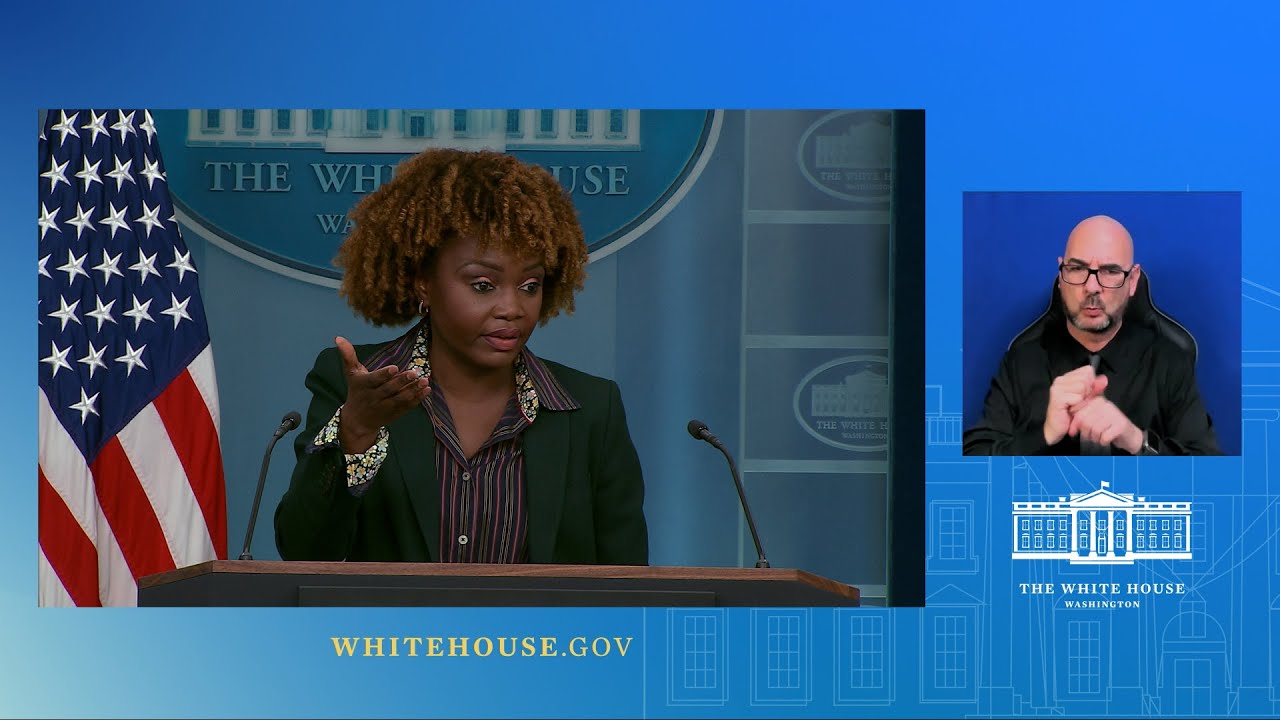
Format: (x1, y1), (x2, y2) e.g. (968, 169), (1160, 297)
(239, 411), (302, 560)
(686, 419), (770, 568)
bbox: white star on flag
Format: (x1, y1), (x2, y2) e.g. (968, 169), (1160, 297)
(66, 203), (95, 239)
(106, 155), (135, 190)
(41, 156), (70, 191)
(139, 110), (157, 142)
(75, 156), (102, 191)
(115, 340), (148, 376)
(69, 387), (100, 423)
(99, 202), (131, 239)
(93, 250), (124, 284)
(85, 296), (117, 331)
(40, 341), (73, 378)
(57, 249), (89, 283)
(77, 341), (108, 379)
(38, 254), (51, 279)
(123, 294), (153, 329)
(111, 110), (136, 144)
(135, 202), (164, 237)
(161, 293), (193, 328)
(38, 203), (61, 239)
(48, 296), (81, 331)
(82, 110), (110, 146)
(129, 250), (161, 284)
(140, 157), (165, 189)
(167, 249), (198, 283)
(51, 110), (80, 145)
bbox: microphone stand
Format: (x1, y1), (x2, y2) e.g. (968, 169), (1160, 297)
(239, 412), (300, 560)
(688, 420), (769, 568)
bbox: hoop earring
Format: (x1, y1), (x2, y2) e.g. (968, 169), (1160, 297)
(418, 301), (428, 316)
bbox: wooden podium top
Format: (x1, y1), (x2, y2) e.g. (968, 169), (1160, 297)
(140, 561), (860, 606)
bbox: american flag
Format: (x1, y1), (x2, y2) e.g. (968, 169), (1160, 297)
(38, 110), (226, 606)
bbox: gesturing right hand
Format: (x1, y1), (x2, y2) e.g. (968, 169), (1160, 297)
(335, 336), (431, 453)
(1043, 364), (1108, 446)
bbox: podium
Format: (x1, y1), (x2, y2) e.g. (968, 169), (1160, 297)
(139, 561), (860, 607)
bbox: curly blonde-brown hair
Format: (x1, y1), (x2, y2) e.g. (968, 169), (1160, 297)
(336, 148), (588, 326)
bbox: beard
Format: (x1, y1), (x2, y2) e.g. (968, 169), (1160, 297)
(1065, 291), (1126, 334)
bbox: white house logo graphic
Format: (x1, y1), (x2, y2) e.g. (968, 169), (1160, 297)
(148, 109), (719, 284)
(793, 355), (890, 452)
(1011, 481), (1191, 565)
(795, 110), (892, 202)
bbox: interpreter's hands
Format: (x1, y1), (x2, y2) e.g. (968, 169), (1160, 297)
(1043, 365), (1108, 446)
(335, 336), (430, 453)
(1067, 395), (1144, 454)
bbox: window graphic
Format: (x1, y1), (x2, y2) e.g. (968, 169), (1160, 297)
(404, 111), (433, 139)
(848, 616), (884, 689)
(684, 614), (718, 689)
(538, 109), (556, 136)
(608, 109), (627, 136)
(767, 615), (800, 690)
(668, 609), (727, 706)
(938, 504), (967, 560)
(933, 615), (967, 689)
(1068, 620), (1101, 694)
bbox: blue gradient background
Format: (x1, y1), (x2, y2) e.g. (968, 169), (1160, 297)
(4, 3), (1278, 718)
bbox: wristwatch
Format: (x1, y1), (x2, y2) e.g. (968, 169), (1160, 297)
(1139, 430), (1158, 455)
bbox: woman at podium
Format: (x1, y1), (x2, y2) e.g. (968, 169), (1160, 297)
(274, 149), (648, 566)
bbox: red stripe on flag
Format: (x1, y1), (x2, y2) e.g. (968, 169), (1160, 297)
(37, 467), (102, 607)
(91, 437), (177, 580)
(152, 369), (228, 558)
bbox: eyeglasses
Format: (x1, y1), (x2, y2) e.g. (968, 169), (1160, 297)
(1059, 263), (1133, 289)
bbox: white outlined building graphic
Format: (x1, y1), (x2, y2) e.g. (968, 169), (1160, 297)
(1011, 480), (1191, 564)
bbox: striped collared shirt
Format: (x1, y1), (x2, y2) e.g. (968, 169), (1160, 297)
(359, 320), (579, 562)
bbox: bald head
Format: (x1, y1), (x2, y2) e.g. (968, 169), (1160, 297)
(1064, 215), (1134, 267)
(1057, 214), (1141, 349)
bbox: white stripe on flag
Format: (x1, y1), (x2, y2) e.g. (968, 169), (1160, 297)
(38, 391), (136, 607)
(37, 548), (75, 607)
(117, 403), (219, 569)
(187, 345), (221, 434)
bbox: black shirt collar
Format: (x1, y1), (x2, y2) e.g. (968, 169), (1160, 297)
(1041, 317), (1152, 376)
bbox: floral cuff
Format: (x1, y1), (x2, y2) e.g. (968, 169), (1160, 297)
(309, 406), (390, 496)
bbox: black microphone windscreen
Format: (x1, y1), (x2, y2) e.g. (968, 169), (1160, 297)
(687, 419), (709, 440)
(281, 411), (302, 431)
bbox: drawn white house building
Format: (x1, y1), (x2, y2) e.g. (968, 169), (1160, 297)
(1011, 481), (1191, 564)
(186, 109), (640, 153)
(812, 114), (892, 171)
(811, 370), (889, 418)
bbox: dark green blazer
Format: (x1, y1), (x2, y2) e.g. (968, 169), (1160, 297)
(273, 341), (648, 565)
